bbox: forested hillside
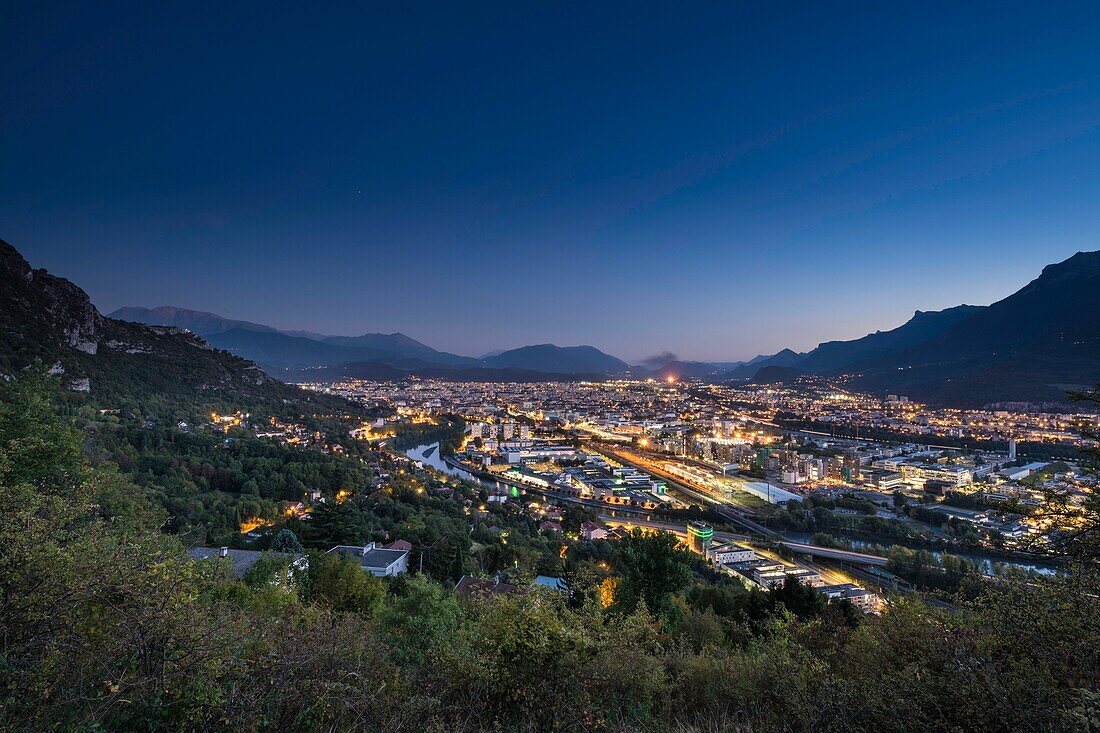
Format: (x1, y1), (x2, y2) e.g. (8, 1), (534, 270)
(0, 237), (357, 421)
(2, 377), (1099, 732)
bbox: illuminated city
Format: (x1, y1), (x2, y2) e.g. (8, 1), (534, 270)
(5, 4), (1100, 729)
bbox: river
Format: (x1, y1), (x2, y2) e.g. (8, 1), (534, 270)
(405, 442), (1058, 576)
(779, 531), (1059, 576)
(404, 442), (489, 485)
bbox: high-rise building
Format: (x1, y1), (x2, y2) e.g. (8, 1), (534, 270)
(687, 522), (714, 554)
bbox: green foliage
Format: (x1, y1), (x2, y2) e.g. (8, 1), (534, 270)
(270, 527), (303, 553)
(241, 552), (297, 589)
(613, 529), (693, 615)
(4, 375), (1100, 732)
(304, 550), (385, 615)
(379, 573), (461, 663)
(0, 372), (82, 487)
(386, 416), (465, 453)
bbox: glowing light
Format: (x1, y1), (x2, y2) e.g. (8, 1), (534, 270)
(599, 577), (618, 608)
(238, 517), (272, 534)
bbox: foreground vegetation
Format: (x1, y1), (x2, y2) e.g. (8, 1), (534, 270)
(3, 378), (1100, 732)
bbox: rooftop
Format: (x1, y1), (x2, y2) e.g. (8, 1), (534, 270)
(327, 544), (410, 570)
(186, 546), (302, 578)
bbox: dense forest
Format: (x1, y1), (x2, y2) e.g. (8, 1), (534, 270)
(3, 375), (1100, 731)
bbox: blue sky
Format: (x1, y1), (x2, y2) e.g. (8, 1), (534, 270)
(3, 1), (1100, 361)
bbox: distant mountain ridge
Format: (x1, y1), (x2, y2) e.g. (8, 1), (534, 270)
(794, 305), (985, 374)
(838, 250), (1100, 404)
(107, 306), (278, 336)
(296, 361), (607, 384)
(204, 329), (403, 369)
(481, 344), (630, 375)
(101, 248), (1100, 404)
(719, 348), (805, 380)
(720, 250), (1100, 405)
(320, 333), (478, 367)
(111, 306), (630, 377)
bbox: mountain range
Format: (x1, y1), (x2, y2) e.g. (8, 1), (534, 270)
(109, 306), (630, 378)
(9, 235), (1100, 406)
(713, 251), (1100, 405)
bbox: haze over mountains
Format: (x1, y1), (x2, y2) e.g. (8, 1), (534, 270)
(108, 306), (628, 379)
(3, 234), (1097, 407)
(110, 248), (1100, 405)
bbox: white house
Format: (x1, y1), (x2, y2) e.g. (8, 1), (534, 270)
(707, 542), (756, 565)
(327, 543), (410, 576)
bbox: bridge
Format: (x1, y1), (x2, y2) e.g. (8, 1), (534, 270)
(778, 541), (889, 566)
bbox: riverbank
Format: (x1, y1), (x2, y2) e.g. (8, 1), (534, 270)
(784, 529), (1060, 576)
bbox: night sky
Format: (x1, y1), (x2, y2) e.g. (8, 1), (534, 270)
(4, 2), (1100, 362)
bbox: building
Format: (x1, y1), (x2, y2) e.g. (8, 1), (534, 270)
(899, 462), (973, 487)
(750, 562), (820, 589)
(454, 574), (518, 598)
(502, 444), (578, 464)
(687, 521), (714, 553)
(327, 543), (410, 576)
(533, 575), (567, 592)
(742, 481), (802, 504)
(707, 542), (756, 565)
(580, 520), (608, 541)
(816, 583), (880, 612)
(186, 546), (305, 578)
(866, 471), (905, 490)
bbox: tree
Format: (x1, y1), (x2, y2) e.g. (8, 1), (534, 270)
(767, 577), (827, 620)
(304, 499), (374, 547)
(0, 372), (82, 488)
(379, 574), (461, 664)
(561, 505), (599, 533)
(271, 528), (303, 553)
(305, 551), (385, 616)
(613, 529), (693, 615)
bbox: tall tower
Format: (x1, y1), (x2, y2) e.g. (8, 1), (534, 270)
(1008, 439), (1017, 461)
(687, 522), (714, 554)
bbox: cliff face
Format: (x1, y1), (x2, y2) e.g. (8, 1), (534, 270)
(0, 238), (298, 406)
(0, 238), (105, 360)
